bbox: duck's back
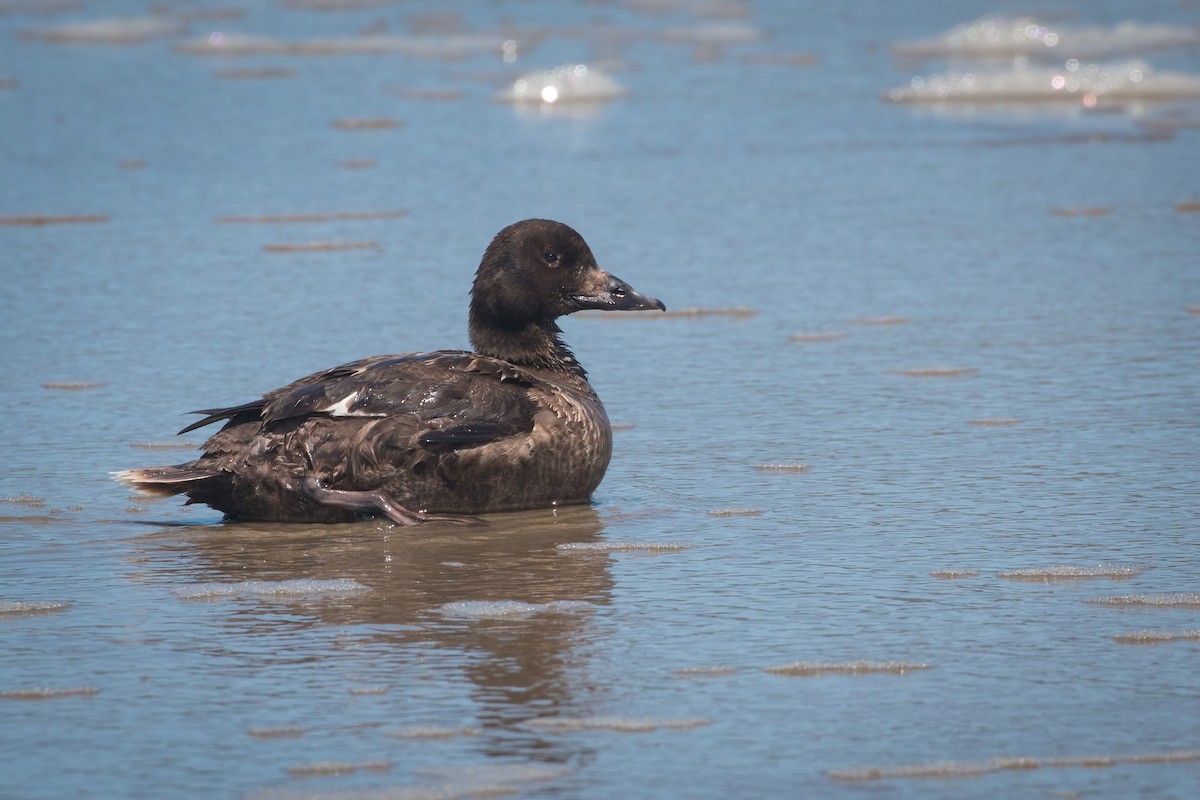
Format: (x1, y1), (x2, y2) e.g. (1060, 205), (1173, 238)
(136, 351), (613, 521)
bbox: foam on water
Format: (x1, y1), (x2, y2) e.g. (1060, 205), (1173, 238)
(998, 565), (1143, 581)
(892, 17), (1200, 60)
(496, 63), (626, 106)
(173, 579), (370, 600)
(886, 60), (1200, 105)
(765, 661), (932, 677)
(556, 541), (692, 553)
(0, 600), (71, 617)
(433, 600), (593, 619)
(828, 749), (1200, 782)
(1086, 593), (1200, 608)
(525, 716), (712, 732)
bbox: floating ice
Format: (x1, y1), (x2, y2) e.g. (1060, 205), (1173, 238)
(892, 17), (1200, 60)
(672, 665), (741, 678)
(1086, 593), (1200, 608)
(0, 600), (70, 617)
(829, 748), (1200, 782)
(998, 565), (1143, 581)
(1113, 630), (1200, 644)
(24, 16), (185, 44)
(433, 599), (592, 619)
(886, 60), (1200, 104)
(526, 715), (711, 732)
(660, 21), (760, 45)
(850, 315), (908, 325)
(0, 494), (44, 506)
(765, 661), (932, 677)
(708, 508), (763, 517)
(413, 762), (575, 784)
(42, 380), (106, 390)
(333, 118), (404, 130)
(247, 726), (308, 739)
(176, 31), (522, 59)
(789, 331), (846, 343)
(556, 541), (692, 553)
(286, 760), (391, 777)
(173, 579), (370, 600)
(1, 686), (98, 700)
(497, 63), (626, 106)
(384, 725), (480, 740)
(0, 214), (108, 226)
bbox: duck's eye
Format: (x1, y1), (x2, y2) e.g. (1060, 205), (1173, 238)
(543, 251), (558, 266)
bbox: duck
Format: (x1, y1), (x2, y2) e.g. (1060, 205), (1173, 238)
(115, 219), (665, 525)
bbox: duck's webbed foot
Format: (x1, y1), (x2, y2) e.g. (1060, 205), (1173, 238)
(301, 478), (484, 526)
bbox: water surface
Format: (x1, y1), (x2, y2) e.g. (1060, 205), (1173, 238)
(2, 1), (1199, 798)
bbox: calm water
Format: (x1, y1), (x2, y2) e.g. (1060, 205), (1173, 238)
(2, 1), (1199, 798)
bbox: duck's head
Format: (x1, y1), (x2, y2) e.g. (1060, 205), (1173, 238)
(470, 219), (665, 331)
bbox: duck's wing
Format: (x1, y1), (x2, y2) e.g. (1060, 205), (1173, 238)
(183, 352), (541, 450)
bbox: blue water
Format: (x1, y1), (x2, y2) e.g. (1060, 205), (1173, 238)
(2, 1), (1199, 798)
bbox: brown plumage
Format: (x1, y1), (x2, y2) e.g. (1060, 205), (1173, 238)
(114, 219), (665, 524)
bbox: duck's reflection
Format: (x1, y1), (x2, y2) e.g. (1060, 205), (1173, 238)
(133, 505), (615, 759)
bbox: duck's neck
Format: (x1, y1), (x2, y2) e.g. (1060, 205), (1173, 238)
(469, 314), (587, 378)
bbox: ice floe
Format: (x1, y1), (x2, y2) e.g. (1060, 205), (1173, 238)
(886, 60), (1200, 105)
(24, 16), (185, 44)
(765, 661), (932, 676)
(496, 63), (626, 106)
(892, 17), (1200, 61)
(0, 600), (70, 617)
(433, 599), (592, 619)
(998, 565), (1143, 581)
(173, 579), (369, 600)
(829, 748), (1200, 782)
(176, 31), (527, 59)
(526, 715), (711, 732)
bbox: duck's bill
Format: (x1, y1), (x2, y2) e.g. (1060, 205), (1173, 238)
(572, 271), (666, 312)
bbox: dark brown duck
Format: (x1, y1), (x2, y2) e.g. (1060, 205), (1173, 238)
(115, 219), (665, 524)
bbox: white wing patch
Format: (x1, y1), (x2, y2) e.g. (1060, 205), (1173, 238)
(326, 392), (363, 417)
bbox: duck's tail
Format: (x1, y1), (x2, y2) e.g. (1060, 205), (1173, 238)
(111, 465), (221, 499)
